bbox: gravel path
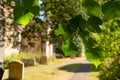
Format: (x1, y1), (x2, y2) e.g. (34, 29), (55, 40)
(69, 60), (92, 80)
(25, 58), (86, 72)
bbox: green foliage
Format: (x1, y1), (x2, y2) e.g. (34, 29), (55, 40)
(72, 34), (84, 52)
(102, 1), (120, 20)
(98, 19), (120, 80)
(22, 19), (46, 40)
(55, 24), (78, 56)
(85, 47), (106, 68)
(85, 52), (101, 68)
(87, 16), (102, 32)
(100, 57), (120, 80)
(82, 0), (101, 17)
(55, 24), (69, 38)
(43, 0), (81, 22)
(9, 0), (40, 25)
(14, 5), (34, 25)
(54, 13), (105, 67)
(62, 39), (77, 56)
(22, 0), (39, 15)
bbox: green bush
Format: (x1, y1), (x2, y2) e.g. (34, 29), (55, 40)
(4, 52), (41, 68)
(99, 56), (120, 80)
(99, 19), (120, 80)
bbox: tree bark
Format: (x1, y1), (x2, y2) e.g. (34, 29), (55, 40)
(0, 0), (24, 57)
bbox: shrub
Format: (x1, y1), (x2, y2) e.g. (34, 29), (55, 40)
(99, 19), (120, 80)
(99, 56), (120, 80)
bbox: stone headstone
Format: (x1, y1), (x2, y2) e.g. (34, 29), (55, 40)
(0, 68), (4, 80)
(9, 61), (24, 80)
(40, 56), (48, 64)
(22, 58), (35, 67)
(22, 58), (28, 67)
(27, 58), (35, 66)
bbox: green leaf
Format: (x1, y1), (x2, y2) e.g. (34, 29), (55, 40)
(78, 18), (90, 35)
(23, 0), (40, 15)
(79, 18), (88, 30)
(85, 47), (106, 68)
(62, 39), (77, 56)
(14, 5), (24, 22)
(68, 15), (82, 32)
(30, 6), (40, 15)
(85, 52), (101, 68)
(13, 0), (39, 25)
(15, 12), (34, 25)
(55, 24), (65, 35)
(85, 37), (97, 48)
(102, 1), (120, 20)
(70, 15), (82, 26)
(54, 24), (69, 38)
(23, 0), (34, 8)
(78, 18), (89, 44)
(33, 0), (39, 6)
(14, 5), (34, 25)
(88, 16), (102, 32)
(82, 0), (101, 17)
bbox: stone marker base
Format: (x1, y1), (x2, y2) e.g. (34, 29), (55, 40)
(22, 58), (35, 67)
(39, 56), (48, 64)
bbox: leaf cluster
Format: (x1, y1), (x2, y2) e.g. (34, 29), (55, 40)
(54, 0), (120, 67)
(7, 0), (40, 25)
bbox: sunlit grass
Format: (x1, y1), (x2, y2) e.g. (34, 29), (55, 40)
(87, 65), (100, 80)
(24, 64), (81, 80)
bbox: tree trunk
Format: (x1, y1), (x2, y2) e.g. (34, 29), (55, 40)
(0, 0), (24, 58)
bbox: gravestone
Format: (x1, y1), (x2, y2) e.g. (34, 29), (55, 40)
(22, 58), (35, 67)
(9, 61), (24, 80)
(0, 68), (4, 80)
(40, 56), (48, 64)
(27, 58), (35, 66)
(22, 58), (28, 67)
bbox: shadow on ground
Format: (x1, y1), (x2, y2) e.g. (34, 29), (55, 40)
(59, 63), (98, 73)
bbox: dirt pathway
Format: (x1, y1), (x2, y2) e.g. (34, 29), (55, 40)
(69, 60), (92, 80)
(24, 58), (86, 72)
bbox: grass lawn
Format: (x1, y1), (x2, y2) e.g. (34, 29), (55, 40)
(87, 71), (100, 80)
(24, 64), (81, 80)
(87, 65), (100, 80)
(3, 58), (82, 80)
